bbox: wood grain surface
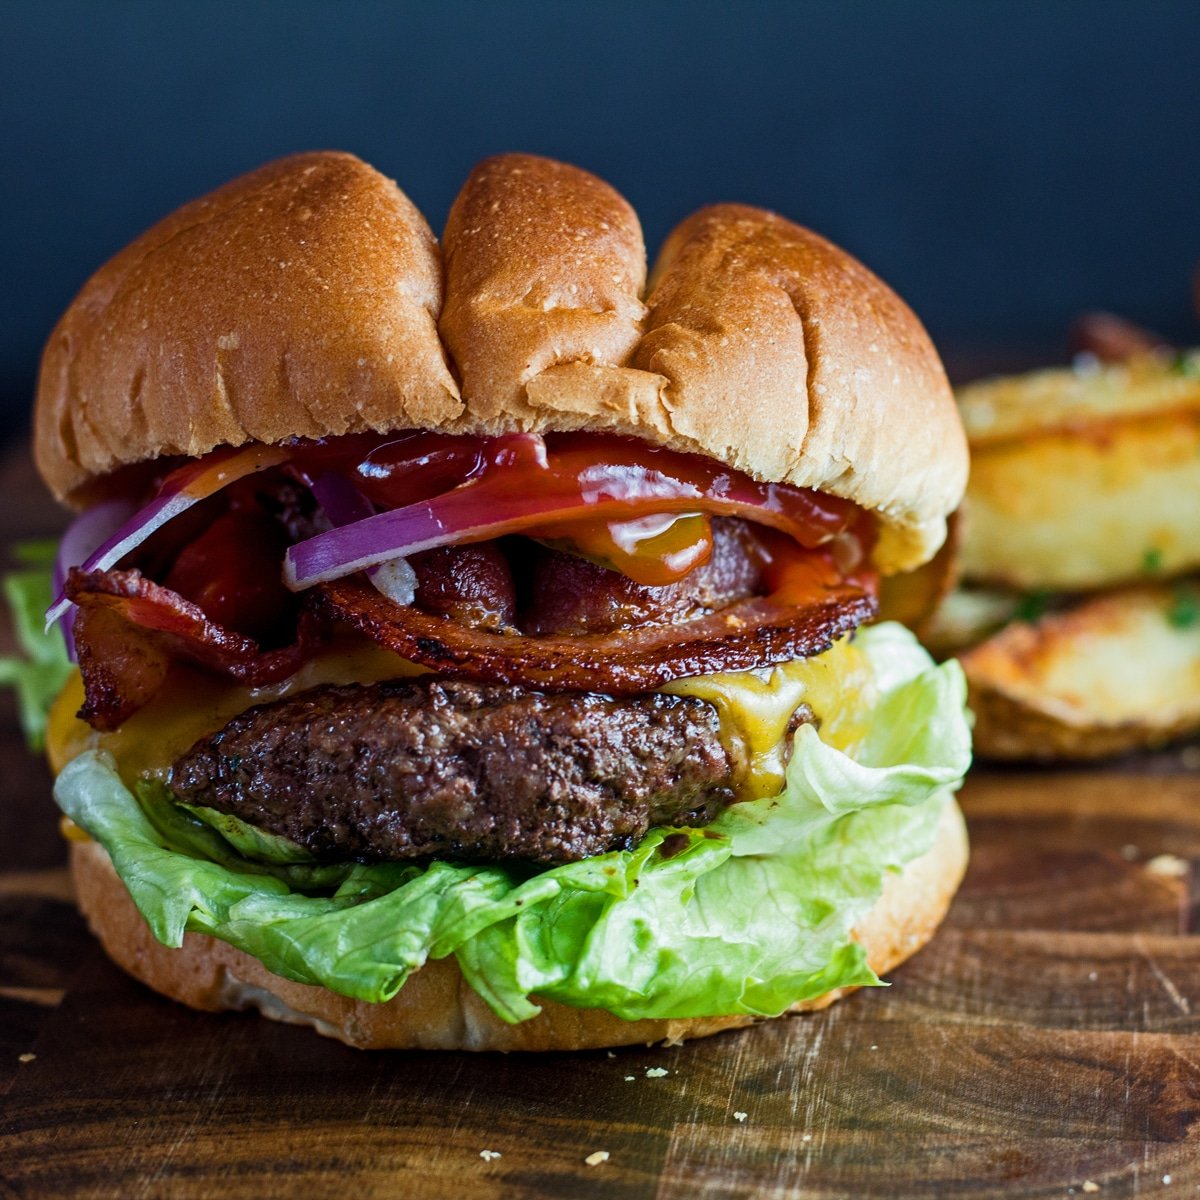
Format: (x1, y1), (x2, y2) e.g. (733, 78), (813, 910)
(0, 448), (1198, 1199)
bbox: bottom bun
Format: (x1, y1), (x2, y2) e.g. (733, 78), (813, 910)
(70, 797), (967, 1051)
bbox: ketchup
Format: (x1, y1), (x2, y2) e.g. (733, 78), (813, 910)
(129, 430), (872, 622)
(281, 431), (862, 588)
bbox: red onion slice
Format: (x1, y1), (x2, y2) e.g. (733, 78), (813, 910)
(284, 433), (852, 592)
(281, 476), (831, 591)
(51, 498), (137, 659)
(308, 472), (375, 527)
(309, 474), (416, 606)
(45, 445), (291, 629)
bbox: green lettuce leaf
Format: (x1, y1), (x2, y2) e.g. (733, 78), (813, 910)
(54, 623), (971, 1023)
(0, 549), (72, 750)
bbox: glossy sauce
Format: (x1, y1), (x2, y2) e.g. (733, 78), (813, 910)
(64, 430), (875, 750)
(333, 431), (860, 584)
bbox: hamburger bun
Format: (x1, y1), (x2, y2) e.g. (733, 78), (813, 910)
(70, 796), (968, 1050)
(36, 151), (965, 573)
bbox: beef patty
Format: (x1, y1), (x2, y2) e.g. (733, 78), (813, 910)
(170, 678), (753, 865)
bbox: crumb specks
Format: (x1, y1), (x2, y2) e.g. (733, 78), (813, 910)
(1146, 854), (1187, 878)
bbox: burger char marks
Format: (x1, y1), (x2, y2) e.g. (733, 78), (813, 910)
(169, 679), (772, 865)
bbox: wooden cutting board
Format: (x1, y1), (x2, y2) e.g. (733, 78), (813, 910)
(1, 450), (1198, 1198)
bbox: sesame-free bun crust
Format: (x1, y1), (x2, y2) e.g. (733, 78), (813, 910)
(35, 153), (461, 505)
(36, 152), (965, 573)
(69, 797), (967, 1051)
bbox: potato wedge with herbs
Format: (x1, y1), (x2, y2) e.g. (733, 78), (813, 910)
(958, 353), (1200, 591)
(959, 582), (1200, 760)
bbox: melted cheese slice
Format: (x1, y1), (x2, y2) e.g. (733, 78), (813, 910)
(663, 634), (874, 798)
(47, 636), (423, 784)
(47, 634), (872, 804)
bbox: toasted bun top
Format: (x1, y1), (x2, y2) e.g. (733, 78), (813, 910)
(35, 151), (966, 572)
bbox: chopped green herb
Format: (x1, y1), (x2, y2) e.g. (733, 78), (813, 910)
(1013, 590), (1052, 623)
(1167, 587), (1200, 631)
(1170, 350), (1200, 379)
(1142, 547), (1165, 573)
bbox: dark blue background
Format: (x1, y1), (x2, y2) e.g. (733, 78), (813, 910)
(4, 1), (1199, 437)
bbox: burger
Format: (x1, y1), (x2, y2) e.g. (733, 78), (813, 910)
(33, 151), (971, 1050)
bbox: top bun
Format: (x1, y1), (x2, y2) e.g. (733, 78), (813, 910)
(34, 151), (965, 572)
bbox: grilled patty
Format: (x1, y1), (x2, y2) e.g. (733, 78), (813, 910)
(169, 678), (745, 864)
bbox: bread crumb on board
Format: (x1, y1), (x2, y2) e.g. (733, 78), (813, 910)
(585, 1151), (610, 1167)
(733, 1112), (748, 1123)
(479, 1150), (502, 1162)
(645, 1067), (668, 1078)
(1146, 854), (1187, 878)
(1081, 1182), (1100, 1194)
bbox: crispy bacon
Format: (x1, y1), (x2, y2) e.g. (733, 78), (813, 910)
(411, 543), (516, 632)
(66, 513), (876, 727)
(67, 568), (318, 730)
(318, 573), (876, 696)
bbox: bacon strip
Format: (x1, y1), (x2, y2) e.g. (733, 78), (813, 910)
(67, 568), (317, 730)
(68, 542), (876, 727)
(318, 575), (877, 696)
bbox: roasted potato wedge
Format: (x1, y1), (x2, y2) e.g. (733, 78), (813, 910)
(959, 581), (1200, 760)
(958, 351), (1200, 444)
(921, 584), (1025, 658)
(958, 354), (1200, 591)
